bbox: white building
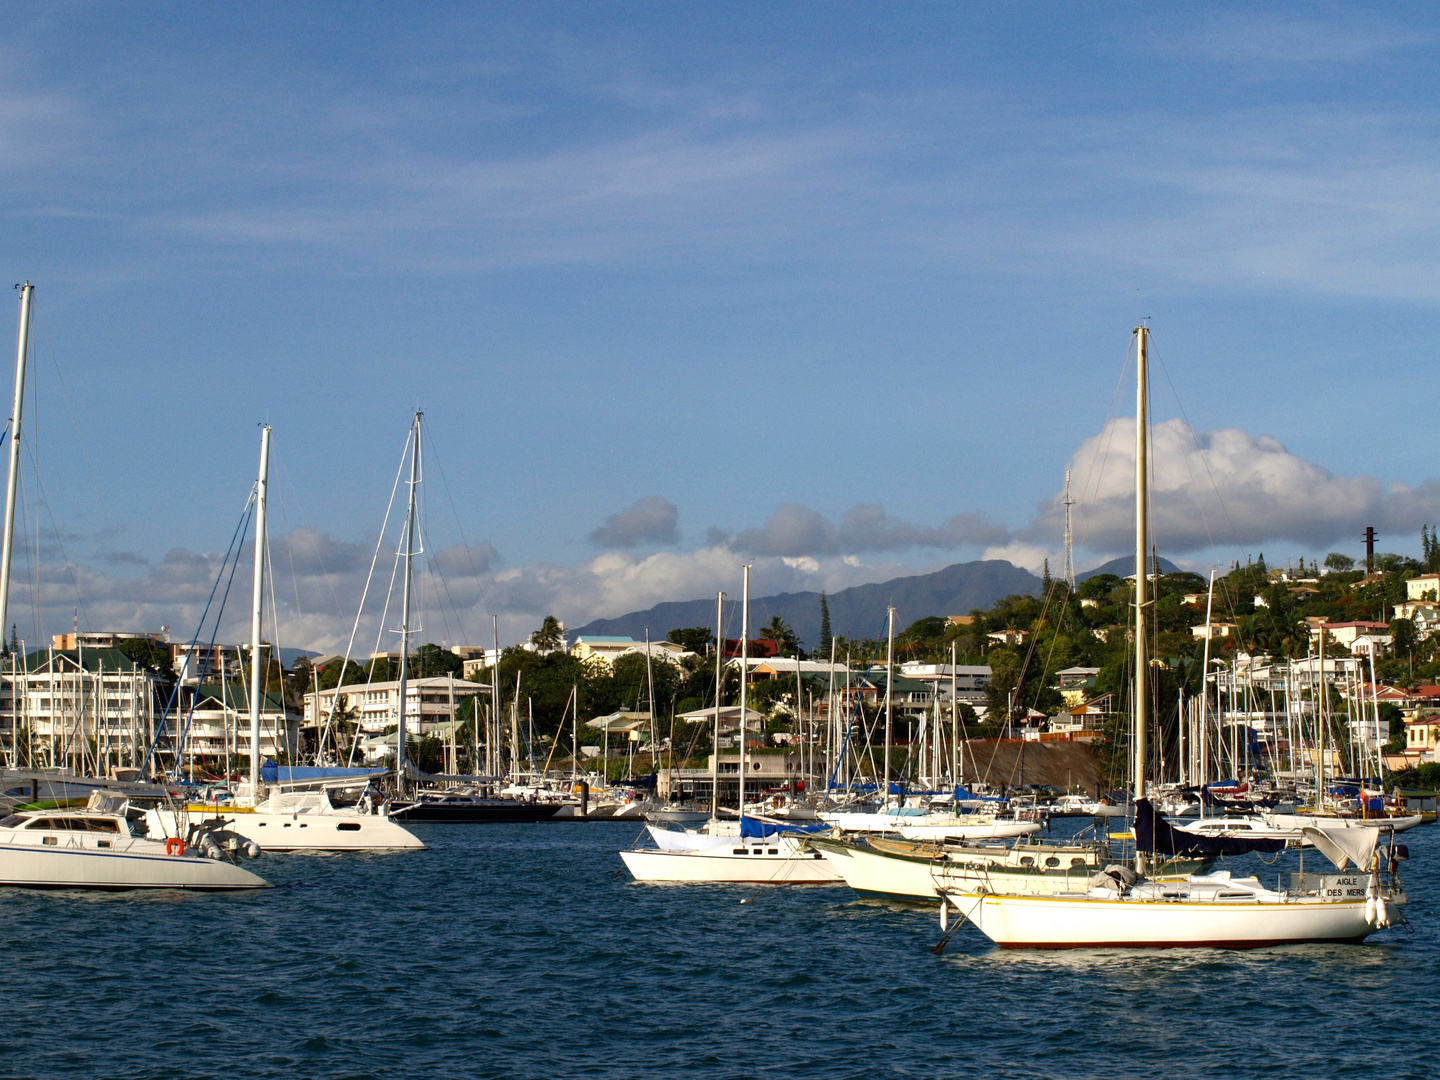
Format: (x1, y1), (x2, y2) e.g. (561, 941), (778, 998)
(303, 675), (485, 764)
(0, 648), (162, 773)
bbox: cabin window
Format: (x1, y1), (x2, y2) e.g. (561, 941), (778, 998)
(85, 819), (120, 833)
(1070, 858), (1086, 868)
(337, 823), (361, 832)
(42, 836), (57, 845)
(0, 815), (23, 828)
(1045, 857), (1060, 868)
(767, 848), (778, 855)
(1019, 856), (1034, 867)
(26, 819), (59, 830)
(732, 848), (747, 854)
(97, 840), (111, 849)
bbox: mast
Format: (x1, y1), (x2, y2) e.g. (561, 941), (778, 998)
(491, 613), (500, 777)
(247, 423), (271, 804)
(644, 627), (656, 760)
(1133, 325), (1149, 869)
(712, 590), (723, 820)
(739, 566), (750, 819)
(0, 283), (32, 671)
(883, 605), (895, 807)
(395, 412), (421, 797)
(1062, 467), (1075, 589)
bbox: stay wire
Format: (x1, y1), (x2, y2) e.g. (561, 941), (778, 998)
(141, 493), (255, 776)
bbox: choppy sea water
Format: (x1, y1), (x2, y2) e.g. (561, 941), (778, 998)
(0, 817), (1433, 1080)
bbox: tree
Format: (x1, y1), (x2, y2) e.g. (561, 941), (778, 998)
(666, 626), (713, 655)
(819, 592), (833, 658)
(1324, 552), (1355, 573)
(758, 616), (802, 657)
(1391, 617), (1418, 660)
(413, 642), (463, 678)
(529, 616), (565, 653)
(116, 637), (174, 676)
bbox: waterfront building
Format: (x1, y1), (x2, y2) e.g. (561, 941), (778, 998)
(303, 675), (485, 764)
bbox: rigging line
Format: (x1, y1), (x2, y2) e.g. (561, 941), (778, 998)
(1072, 339), (1135, 555)
(272, 463), (308, 636)
(274, 453), (344, 617)
(422, 423), (495, 624)
(32, 310), (118, 551)
(416, 515), (467, 648)
(141, 493), (254, 775)
(172, 523), (251, 777)
(317, 430), (410, 759)
(1151, 342), (1249, 564)
(21, 439), (91, 631)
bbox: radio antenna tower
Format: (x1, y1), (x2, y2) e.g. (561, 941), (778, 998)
(1062, 468), (1075, 588)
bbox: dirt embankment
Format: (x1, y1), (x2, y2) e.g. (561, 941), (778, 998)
(959, 739), (1103, 794)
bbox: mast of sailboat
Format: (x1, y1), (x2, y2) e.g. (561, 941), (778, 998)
(490, 613), (500, 778)
(644, 627), (656, 760)
(0, 283), (32, 682)
(712, 590), (723, 821)
(883, 605), (894, 809)
(1133, 325), (1150, 873)
(739, 566), (750, 819)
(394, 411), (421, 798)
(247, 423), (271, 805)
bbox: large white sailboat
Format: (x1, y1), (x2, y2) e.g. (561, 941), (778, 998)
(620, 574), (842, 885)
(936, 326), (1408, 949)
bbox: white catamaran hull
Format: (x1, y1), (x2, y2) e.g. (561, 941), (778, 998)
(0, 842), (268, 890)
(146, 807), (424, 852)
(621, 840), (843, 884)
(943, 889), (1385, 949)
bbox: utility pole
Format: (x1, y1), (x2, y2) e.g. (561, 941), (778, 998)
(1363, 526), (1377, 575)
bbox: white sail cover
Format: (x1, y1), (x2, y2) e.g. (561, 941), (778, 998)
(1301, 825), (1379, 871)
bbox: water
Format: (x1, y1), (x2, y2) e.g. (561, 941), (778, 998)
(2, 819), (1434, 1079)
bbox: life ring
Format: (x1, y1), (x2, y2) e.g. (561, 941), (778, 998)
(165, 837), (185, 856)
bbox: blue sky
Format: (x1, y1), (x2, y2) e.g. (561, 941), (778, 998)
(4, 3), (1440, 650)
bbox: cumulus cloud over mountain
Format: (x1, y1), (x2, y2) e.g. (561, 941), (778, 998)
(1022, 418), (1440, 556)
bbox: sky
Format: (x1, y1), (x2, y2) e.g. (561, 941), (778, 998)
(4, 2), (1440, 653)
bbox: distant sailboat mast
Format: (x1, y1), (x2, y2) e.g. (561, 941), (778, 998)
(247, 423), (271, 805)
(395, 411), (421, 797)
(1133, 325), (1150, 873)
(0, 283), (32, 681)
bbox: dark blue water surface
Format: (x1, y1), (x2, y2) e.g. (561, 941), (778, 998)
(1, 818), (1434, 1080)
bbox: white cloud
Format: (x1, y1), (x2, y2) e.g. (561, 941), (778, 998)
(729, 502), (1010, 557)
(1023, 417), (1440, 558)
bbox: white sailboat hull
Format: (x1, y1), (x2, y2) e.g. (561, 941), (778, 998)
(620, 840), (843, 884)
(944, 888), (1386, 949)
(815, 840), (1104, 903)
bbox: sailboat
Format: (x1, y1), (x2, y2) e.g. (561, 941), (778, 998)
(148, 422), (423, 852)
(620, 569), (841, 884)
(936, 326), (1408, 948)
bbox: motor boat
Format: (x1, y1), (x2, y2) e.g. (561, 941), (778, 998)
(0, 792), (269, 891)
(387, 790), (561, 823)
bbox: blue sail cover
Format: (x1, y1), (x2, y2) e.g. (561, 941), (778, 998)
(1133, 798), (1285, 857)
(739, 816), (831, 839)
(260, 761), (387, 783)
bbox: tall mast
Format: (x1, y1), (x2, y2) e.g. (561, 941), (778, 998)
(0, 283), (33, 661)
(247, 423), (271, 804)
(712, 590), (723, 820)
(644, 627), (656, 757)
(739, 566), (750, 818)
(491, 613), (500, 777)
(1133, 326), (1150, 865)
(395, 412), (421, 796)
(1062, 467), (1075, 589)
(883, 605), (895, 808)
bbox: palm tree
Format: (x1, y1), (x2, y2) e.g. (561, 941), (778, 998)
(530, 615), (565, 653)
(758, 616), (800, 656)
